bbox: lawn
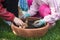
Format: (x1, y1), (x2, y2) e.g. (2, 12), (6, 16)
(0, 18), (60, 40)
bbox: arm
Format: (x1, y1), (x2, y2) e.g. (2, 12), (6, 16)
(0, 3), (15, 22)
(0, 1), (25, 26)
(33, 0), (60, 27)
(43, 0), (60, 23)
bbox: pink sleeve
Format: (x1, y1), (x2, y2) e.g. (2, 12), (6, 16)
(43, 0), (60, 23)
(43, 7), (60, 23)
(43, 13), (60, 23)
(27, 0), (39, 16)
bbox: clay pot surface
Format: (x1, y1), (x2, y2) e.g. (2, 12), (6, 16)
(11, 17), (50, 37)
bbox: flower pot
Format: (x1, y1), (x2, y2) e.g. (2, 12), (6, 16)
(11, 17), (50, 37)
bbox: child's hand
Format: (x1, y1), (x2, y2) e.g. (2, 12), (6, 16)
(33, 19), (46, 27)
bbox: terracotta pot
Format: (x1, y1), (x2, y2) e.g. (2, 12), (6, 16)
(11, 17), (50, 37)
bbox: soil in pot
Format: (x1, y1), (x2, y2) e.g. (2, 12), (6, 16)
(13, 19), (46, 29)
(25, 20), (46, 29)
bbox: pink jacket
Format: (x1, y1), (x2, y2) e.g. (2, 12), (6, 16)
(27, 0), (60, 23)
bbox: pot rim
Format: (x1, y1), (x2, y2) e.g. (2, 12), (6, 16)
(11, 23), (50, 30)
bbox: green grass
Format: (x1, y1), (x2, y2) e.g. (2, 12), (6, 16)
(0, 18), (60, 40)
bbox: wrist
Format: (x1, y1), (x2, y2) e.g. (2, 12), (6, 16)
(13, 17), (17, 23)
(11, 15), (15, 22)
